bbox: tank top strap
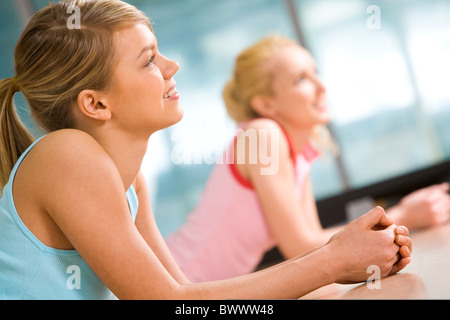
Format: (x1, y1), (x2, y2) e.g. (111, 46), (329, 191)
(8, 135), (47, 185)
(6, 133), (139, 221)
(228, 119), (298, 189)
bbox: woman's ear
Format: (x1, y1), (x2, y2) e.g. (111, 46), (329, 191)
(250, 95), (277, 118)
(76, 90), (112, 121)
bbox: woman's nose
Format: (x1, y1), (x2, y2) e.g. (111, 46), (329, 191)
(161, 55), (180, 79)
(314, 75), (326, 95)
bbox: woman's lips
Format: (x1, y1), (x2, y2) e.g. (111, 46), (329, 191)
(163, 85), (179, 100)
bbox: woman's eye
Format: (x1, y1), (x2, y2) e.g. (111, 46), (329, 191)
(296, 76), (306, 83)
(145, 55), (155, 67)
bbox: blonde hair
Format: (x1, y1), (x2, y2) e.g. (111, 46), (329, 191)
(223, 35), (338, 156)
(223, 35), (297, 123)
(0, 0), (151, 189)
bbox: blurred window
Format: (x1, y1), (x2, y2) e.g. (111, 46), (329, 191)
(294, 0), (450, 198)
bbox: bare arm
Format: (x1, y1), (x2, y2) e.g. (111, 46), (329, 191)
(240, 120), (340, 258)
(300, 176), (343, 242)
(133, 170), (191, 285)
(387, 182), (450, 230)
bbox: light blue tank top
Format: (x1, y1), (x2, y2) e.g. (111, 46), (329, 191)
(0, 135), (139, 300)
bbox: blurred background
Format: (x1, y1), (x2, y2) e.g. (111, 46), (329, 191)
(1, 0), (449, 238)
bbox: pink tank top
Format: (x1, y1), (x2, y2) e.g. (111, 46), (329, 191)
(166, 122), (319, 282)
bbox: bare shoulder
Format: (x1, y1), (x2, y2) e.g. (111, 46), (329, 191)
(11, 129), (126, 250)
(234, 118), (291, 179)
(240, 118), (289, 149)
(34, 129), (109, 161)
(238, 118), (290, 156)
(32, 129), (114, 167)
(22, 129), (121, 200)
(241, 117), (282, 132)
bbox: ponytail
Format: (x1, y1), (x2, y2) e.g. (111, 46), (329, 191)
(223, 79), (259, 124)
(0, 77), (34, 189)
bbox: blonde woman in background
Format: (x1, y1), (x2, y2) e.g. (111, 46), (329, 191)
(0, 1), (412, 299)
(167, 35), (448, 282)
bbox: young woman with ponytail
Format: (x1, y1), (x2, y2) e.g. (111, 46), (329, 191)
(0, 0), (411, 300)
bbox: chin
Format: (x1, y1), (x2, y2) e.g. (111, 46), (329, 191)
(321, 116), (331, 125)
(173, 104), (184, 123)
(316, 111), (331, 125)
(164, 105), (185, 129)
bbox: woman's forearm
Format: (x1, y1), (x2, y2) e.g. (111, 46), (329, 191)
(176, 245), (339, 300)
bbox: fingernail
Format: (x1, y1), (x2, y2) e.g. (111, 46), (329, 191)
(397, 235), (405, 243)
(403, 246), (410, 256)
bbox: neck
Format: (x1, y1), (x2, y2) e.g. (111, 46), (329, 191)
(276, 119), (313, 155)
(82, 127), (150, 190)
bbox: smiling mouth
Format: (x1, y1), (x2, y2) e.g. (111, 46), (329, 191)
(163, 87), (179, 99)
(314, 98), (328, 111)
